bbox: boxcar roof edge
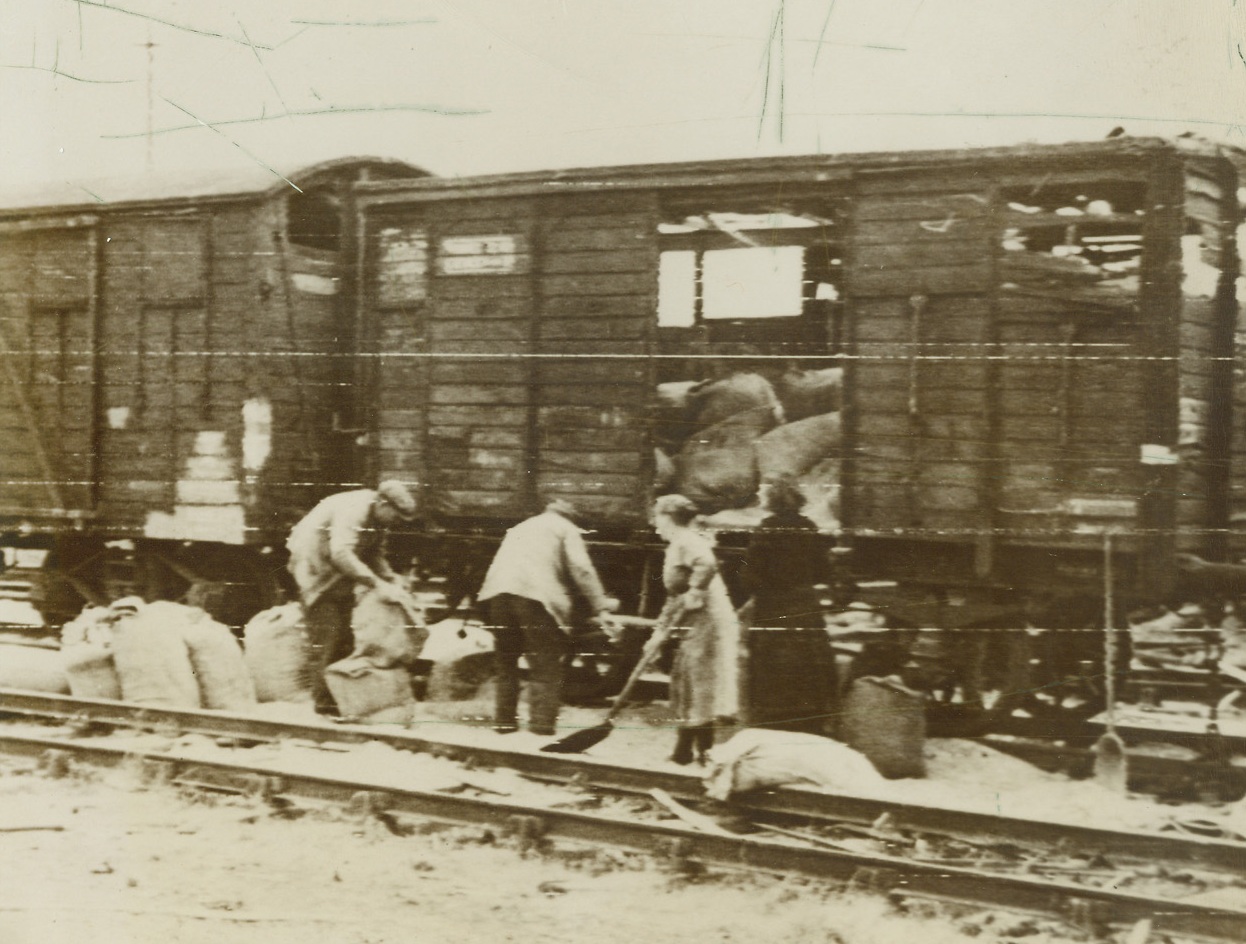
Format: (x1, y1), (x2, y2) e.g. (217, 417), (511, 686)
(0, 156), (430, 220)
(353, 136), (1234, 206)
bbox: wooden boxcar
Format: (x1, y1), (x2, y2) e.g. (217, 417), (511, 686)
(0, 158), (427, 623)
(353, 136), (1243, 617)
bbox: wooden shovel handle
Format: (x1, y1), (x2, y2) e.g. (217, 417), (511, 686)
(603, 608), (682, 723)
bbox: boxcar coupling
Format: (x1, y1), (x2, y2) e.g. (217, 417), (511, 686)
(1, 137), (1243, 638)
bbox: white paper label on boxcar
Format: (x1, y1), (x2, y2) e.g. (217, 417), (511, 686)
(437, 235), (524, 275)
(291, 272), (339, 295)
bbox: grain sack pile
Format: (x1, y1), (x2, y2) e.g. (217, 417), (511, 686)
(58, 599), (263, 710)
(663, 368), (841, 523)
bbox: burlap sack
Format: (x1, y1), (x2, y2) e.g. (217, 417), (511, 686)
(181, 617), (258, 711)
(688, 372), (784, 429)
(243, 603), (313, 704)
(755, 411), (841, 482)
(351, 588), (427, 668)
(703, 728), (883, 800)
(774, 366), (842, 421)
(0, 643), (70, 694)
(325, 657), (415, 723)
(676, 408), (771, 512)
(62, 644), (122, 700)
(111, 607), (201, 709)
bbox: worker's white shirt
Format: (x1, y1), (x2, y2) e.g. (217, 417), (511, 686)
(477, 511), (610, 630)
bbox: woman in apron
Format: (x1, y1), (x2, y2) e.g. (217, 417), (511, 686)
(651, 494), (740, 765)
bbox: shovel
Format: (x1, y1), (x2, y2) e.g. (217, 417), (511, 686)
(542, 614), (676, 754)
(1093, 531), (1128, 793)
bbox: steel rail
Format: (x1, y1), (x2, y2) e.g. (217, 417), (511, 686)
(2, 688), (1245, 873)
(1, 731), (1244, 942)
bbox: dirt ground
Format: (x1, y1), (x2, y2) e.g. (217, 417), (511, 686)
(0, 756), (1091, 944)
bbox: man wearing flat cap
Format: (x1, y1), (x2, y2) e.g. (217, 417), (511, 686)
(478, 498), (619, 736)
(286, 480), (419, 714)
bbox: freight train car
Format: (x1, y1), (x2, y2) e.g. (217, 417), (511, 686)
(0, 158), (428, 625)
(352, 136), (1243, 626)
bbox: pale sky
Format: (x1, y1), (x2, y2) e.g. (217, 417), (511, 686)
(1, 0), (1244, 199)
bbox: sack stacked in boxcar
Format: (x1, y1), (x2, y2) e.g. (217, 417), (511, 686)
(109, 598), (202, 709)
(765, 367), (843, 524)
(687, 372), (786, 429)
(676, 406), (771, 512)
(773, 366), (842, 421)
(674, 372), (782, 510)
(243, 603), (314, 704)
(756, 412), (841, 481)
(0, 642), (70, 694)
(655, 380), (703, 455)
(60, 606), (122, 700)
(669, 370), (842, 518)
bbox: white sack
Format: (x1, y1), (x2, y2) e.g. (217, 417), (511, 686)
(703, 727), (883, 801)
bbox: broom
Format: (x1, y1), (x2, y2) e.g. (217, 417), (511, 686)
(542, 613), (677, 754)
(1092, 531), (1128, 793)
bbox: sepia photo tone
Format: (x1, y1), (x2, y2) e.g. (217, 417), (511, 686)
(2, 3), (1246, 942)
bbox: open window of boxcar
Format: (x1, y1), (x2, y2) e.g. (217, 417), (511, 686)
(655, 191), (846, 369)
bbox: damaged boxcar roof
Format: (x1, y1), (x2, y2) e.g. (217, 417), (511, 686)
(355, 135), (1246, 201)
(0, 156), (429, 217)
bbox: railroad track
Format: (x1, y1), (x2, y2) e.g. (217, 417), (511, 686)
(2, 690), (1246, 940)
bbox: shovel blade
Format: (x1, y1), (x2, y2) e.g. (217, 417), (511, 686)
(540, 721), (615, 754)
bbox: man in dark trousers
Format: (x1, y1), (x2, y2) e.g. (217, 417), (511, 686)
(477, 498), (619, 736)
(286, 480), (418, 714)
